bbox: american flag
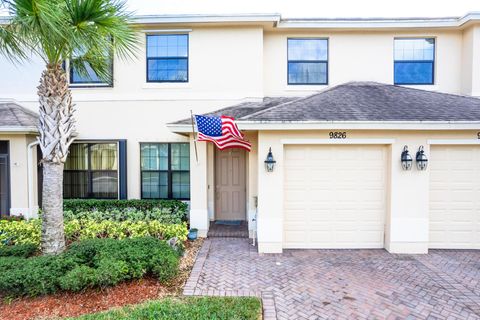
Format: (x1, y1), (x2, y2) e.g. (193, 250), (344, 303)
(194, 115), (251, 151)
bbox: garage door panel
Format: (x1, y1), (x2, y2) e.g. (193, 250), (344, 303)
(429, 145), (480, 249)
(284, 145), (386, 249)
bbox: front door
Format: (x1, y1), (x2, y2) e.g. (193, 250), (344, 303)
(0, 141), (10, 215)
(215, 148), (246, 221)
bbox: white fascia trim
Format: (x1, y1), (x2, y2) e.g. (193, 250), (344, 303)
(0, 126), (38, 134)
(281, 138), (395, 145)
(167, 121), (480, 133)
(132, 13), (281, 25)
(427, 139), (480, 145)
(277, 12), (480, 29)
(142, 28), (193, 34)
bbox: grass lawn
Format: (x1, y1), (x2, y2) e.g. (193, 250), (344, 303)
(71, 296), (262, 320)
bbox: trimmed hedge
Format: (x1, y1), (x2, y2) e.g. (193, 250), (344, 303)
(0, 219), (188, 247)
(64, 208), (185, 224)
(0, 244), (37, 258)
(63, 199), (188, 218)
(0, 237), (179, 297)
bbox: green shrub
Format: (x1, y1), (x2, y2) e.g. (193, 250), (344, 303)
(0, 255), (78, 297)
(0, 237), (179, 297)
(0, 219), (41, 246)
(63, 207), (185, 224)
(0, 244), (37, 257)
(0, 219), (188, 248)
(63, 199), (188, 220)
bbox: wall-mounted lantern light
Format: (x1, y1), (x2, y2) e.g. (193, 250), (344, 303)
(401, 145), (413, 170)
(416, 145), (428, 171)
(264, 147), (276, 172)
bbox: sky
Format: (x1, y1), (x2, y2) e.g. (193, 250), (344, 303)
(0, 0), (479, 18)
(124, 0), (479, 18)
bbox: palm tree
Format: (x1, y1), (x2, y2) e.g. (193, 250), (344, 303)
(0, 0), (138, 254)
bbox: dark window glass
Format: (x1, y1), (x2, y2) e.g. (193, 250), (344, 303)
(287, 39), (328, 85)
(64, 143), (118, 199)
(70, 61), (112, 85)
(0, 141), (9, 215)
(141, 143), (190, 199)
(147, 34), (188, 82)
(69, 44), (113, 85)
(394, 38), (435, 85)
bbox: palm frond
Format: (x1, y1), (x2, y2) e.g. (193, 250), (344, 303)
(1, 0), (138, 70)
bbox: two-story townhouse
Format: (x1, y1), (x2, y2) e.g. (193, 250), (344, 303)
(1, 13), (480, 254)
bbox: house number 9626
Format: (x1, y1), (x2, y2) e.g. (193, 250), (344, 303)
(329, 132), (347, 139)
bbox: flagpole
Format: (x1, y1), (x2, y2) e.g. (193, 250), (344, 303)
(190, 110), (199, 164)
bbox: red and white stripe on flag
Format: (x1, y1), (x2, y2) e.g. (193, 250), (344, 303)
(197, 115), (251, 151)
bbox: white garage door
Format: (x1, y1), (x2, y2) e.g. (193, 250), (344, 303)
(429, 145), (480, 249)
(284, 145), (387, 249)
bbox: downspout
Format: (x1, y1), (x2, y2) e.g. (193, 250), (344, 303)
(27, 141), (39, 219)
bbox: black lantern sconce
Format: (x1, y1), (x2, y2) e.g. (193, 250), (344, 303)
(264, 147), (276, 172)
(416, 145), (428, 171)
(401, 145), (413, 170)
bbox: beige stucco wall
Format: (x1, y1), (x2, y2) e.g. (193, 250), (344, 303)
(264, 30), (464, 96)
(0, 134), (38, 217)
(462, 25), (480, 96)
(254, 129), (479, 254)
(10, 26), (266, 201)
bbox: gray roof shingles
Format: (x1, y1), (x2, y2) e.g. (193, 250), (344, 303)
(172, 82), (480, 124)
(0, 102), (38, 130)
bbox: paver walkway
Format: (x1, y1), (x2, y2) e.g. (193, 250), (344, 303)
(184, 238), (480, 320)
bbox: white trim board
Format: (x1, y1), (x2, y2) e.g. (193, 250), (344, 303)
(168, 122), (480, 133)
(281, 139), (395, 145)
(142, 29), (192, 34)
(428, 139), (480, 145)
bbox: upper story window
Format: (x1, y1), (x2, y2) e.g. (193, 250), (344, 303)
(394, 38), (435, 85)
(68, 48), (113, 86)
(287, 38), (328, 85)
(146, 34), (189, 82)
(140, 143), (190, 200)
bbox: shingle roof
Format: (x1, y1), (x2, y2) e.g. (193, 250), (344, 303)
(0, 102), (38, 131)
(173, 97), (298, 124)
(173, 82), (480, 124)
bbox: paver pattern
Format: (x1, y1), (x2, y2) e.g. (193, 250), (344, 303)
(184, 238), (480, 320)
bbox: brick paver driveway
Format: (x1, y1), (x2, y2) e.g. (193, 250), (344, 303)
(184, 238), (480, 320)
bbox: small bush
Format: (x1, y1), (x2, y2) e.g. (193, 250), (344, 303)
(0, 255), (78, 297)
(63, 199), (188, 220)
(0, 237), (179, 297)
(0, 219), (41, 246)
(0, 244), (37, 257)
(0, 219), (188, 248)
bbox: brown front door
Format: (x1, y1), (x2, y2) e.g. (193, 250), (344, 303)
(215, 148), (246, 221)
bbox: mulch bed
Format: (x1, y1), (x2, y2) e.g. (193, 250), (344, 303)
(0, 239), (204, 320)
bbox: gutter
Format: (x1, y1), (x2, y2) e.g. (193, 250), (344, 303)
(27, 140), (39, 219)
(277, 12), (480, 29)
(4, 12), (480, 29)
(167, 120), (480, 133)
(0, 126), (39, 134)
(132, 13), (281, 25)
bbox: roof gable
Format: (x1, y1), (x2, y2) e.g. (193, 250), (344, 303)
(0, 102), (38, 132)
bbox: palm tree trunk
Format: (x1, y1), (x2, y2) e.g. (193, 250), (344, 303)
(38, 64), (76, 254)
(41, 162), (66, 253)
